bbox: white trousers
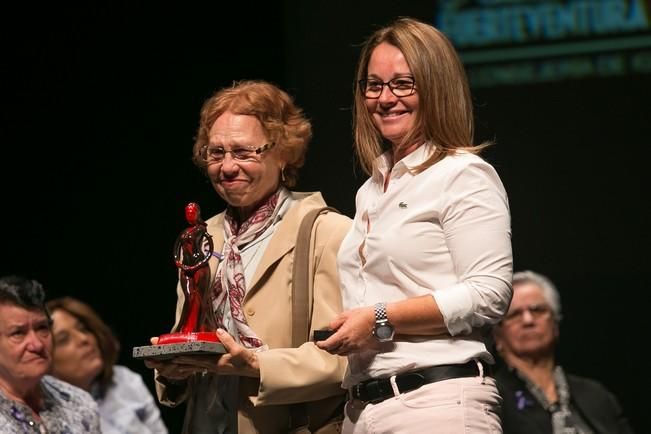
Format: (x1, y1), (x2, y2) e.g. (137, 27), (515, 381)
(342, 375), (502, 434)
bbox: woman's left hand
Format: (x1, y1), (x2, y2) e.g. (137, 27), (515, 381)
(315, 306), (379, 356)
(174, 329), (260, 378)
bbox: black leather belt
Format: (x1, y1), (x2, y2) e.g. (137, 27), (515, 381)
(349, 360), (490, 404)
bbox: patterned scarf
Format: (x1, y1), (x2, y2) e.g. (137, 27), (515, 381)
(517, 366), (592, 434)
(211, 188), (289, 348)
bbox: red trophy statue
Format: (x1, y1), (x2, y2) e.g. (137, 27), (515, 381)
(133, 203), (225, 360)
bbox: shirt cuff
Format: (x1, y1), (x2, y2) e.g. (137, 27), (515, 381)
(432, 283), (474, 336)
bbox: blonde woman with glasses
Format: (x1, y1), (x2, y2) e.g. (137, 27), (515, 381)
(316, 17), (512, 433)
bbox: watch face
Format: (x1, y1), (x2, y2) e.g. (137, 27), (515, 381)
(375, 323), (394, 341)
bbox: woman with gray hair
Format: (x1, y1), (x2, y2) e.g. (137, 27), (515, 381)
(493, 270), (633, 434)
(0, 275), (101, 433)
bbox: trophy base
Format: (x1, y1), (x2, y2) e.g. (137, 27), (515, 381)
(158, 331), (220, 344)
(132, 340), (226, 360)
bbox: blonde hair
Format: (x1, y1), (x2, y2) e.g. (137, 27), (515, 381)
(193, 80), (312, 187)
(353, 17), (488, 175)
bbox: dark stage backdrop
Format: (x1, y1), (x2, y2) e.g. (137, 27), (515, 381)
(1, 2), (648, 433)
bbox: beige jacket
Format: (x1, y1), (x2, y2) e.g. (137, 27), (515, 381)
(156, 192), (350, 433)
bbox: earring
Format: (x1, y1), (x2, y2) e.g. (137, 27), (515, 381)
(281, 166), (286, 183)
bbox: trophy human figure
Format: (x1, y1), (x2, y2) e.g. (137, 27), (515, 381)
(133, 202), (224, 359)
(158, 202), (218, 344)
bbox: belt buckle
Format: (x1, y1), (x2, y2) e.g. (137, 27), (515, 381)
(364, 378), (392, 404)
(350, 378), (397, 405)
(349, 383), (363, 401)
(349, 383), (369, 405)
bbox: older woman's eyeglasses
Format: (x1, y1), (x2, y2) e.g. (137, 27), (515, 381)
(503, 303), (551, 324)
(359, 77), (416, 99)
(200, 143), (275, 164)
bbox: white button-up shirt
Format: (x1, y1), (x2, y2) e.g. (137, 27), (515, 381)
(337, 144), (513, 387)
(94, 365), (168, 434)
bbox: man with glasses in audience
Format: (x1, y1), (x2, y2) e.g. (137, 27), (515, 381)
(493, 270), (634, 433)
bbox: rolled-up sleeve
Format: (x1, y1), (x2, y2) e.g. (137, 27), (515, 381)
(433, 161), (513, 336)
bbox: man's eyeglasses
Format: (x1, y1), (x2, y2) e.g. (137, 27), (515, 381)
(358, 77), (416, 99)
(200, 142), (275, 164)
(503, 303), (551, 323)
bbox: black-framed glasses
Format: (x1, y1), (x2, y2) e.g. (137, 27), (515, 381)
(358, 77), (416, 99)
(200, 142), (275, 164)
(503, 303), (551, 324)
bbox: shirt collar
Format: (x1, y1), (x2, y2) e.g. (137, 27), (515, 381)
(371, 142), (435, 182)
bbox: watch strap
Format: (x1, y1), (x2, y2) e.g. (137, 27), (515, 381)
(374, 302), (388, 322)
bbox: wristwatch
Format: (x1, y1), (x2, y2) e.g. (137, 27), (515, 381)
(373, 302), (395, 342)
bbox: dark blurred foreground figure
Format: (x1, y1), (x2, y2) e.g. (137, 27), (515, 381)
(47, 296), (168, 434)
(493, 270), (634, 434)
(0, 275), (100, 433)
(145, 80), (351, 433)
